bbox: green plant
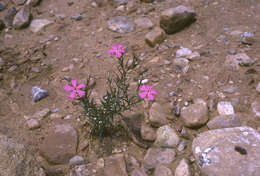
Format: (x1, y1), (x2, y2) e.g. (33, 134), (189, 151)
(81, 53), (143, 138)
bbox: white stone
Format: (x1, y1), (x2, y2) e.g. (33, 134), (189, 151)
(217, 101), (235, 115)
(30, 19), (53, 33)
(176, 47), (192, 58)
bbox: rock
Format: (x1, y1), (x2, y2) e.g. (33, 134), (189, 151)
(32, 86), (48, 102)
(160, 5), (196, 34)
(174, 158), (191, 176)
(173, 58), (189, 73)
(50, 113), (64, 120)
(141, 122), (157, 141)
(12, 0), (27, 5)
(4, 7), (17, 26)
(252, 100), (260, 119)
(143, 148), (176, 170)
(130, 168), (148, 176)
(176, 47), (192, 58)
(225, 53), (255, 69)
(113, 0), (128, 5)
(192, 126), (260, 176)
(26, 119), (40, 130)
(217, 101), (235, 115)
(104, 154), (128, 176)
(69, 155), (85, 167)
(0, 73), (3, 80)
(30, 19), (53, 33)
(180, 99), (208, 128)
(154, 125), (180, 148)
(141, 0), (154, 3)
(0, 3), (6, 11)
(26, 0), (41, 7)
(256, 82), (260, 93)
(39, 123), (78, 164)
(154, 165), (173, 176)
(221, 85), (237, 94)
(0, 134), (46, 176)
(0, 20), (5, 30)
(187, 51), (200, 60)
(31, 108), (50, 120)
(228, 49), (237, 55)
(71, 14), (83, 21)
(145, 27), (166, 47)
(107, 16), (135, 33)
(177, 141), (187, 152)
(69, 164), (90, 176)
(134, 17), (153, 29)
(149, 103), (168, 127)
(13, 5), (32, 29)
(207, 114), (241, 129)
(241, 32), (255, 45)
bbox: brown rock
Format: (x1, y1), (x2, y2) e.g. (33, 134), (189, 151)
(145, 27), (166, 47)
(207, 114), (241, 129)
(39, 123), (77, 164)
(143, 148), (176, 170)
(26, 119), (40, 130)
(130, 167), (148, 176)
(160, 6), (196, 34)
(141, 122), (157, 141)
(149, 102), (168, 127)
(174, 158), (191, 176)
(180, 99), (208, 128)
(104, 154), (127, 176)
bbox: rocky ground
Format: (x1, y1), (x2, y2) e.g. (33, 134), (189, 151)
(0, 0), (260, 176)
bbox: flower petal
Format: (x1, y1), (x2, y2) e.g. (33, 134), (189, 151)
(140, 85), (148, 91)
(77, 90), (85, 97)
(77, 83), (86, 89)
(139, 91), (147, 99)
(68, 91), (76, 99)
(71, 80), (77, 88)
(64, 84), (73, 92)
(147, 94), (155, 101)
(150, 89), (157, 95)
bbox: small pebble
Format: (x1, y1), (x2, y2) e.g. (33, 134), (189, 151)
(71, 14), (83, 21)
(177, 141), (187, 151)
(228, 49), (237, 55)
(27, 119), (40, 130)
(32, 86), (48, 102)
(52, 108), (60, 113)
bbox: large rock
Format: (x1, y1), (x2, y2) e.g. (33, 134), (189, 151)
(180, 99), (208, 128)
(39, 123), (78, 164)
(13, 5), (32, 29)
(143, 148), (176, 170)
(160, 5), (196, 34)
(154, 125), (180, 148)
(107, 16), (135, 33)
(149, 103), (168, 127)
(104, 154), (128, 176)
(192, 126), (260, 176)
(0, 133), (45, 176)
(207, 114), (241, 129)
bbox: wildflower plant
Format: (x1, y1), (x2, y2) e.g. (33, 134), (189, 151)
(64, 44), (157, 147)
(80, 44), (145, 138)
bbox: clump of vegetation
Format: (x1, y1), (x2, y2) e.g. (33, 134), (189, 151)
(64, 44), (157, 148)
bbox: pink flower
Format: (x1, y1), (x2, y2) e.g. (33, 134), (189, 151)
(64, 80), (86, 99)
(108, 44), (125, 58)
(139, 85), (157, 101)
